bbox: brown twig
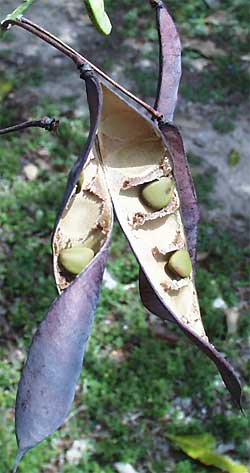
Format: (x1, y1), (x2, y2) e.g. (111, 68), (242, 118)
(0, 117), (59, 135)
(1, 17), (163, 121)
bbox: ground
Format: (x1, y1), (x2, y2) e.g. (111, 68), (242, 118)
(0, 1), (249, 472)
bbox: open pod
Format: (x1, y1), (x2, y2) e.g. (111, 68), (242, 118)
(139, 0), (199, 323)
(145, 2), (240, 407)
(14, 67), (113, 468)
(96, 82), (241, 409)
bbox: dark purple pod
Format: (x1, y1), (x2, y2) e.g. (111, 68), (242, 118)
(153, 0), (199, 265)
(152, 0), (182, 122)
(14, 67), (113, 469)
(139, 0), (197, 323)
(137, 1), (240, 408)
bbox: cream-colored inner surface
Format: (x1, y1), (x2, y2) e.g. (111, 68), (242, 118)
(53, 152), (112, 292)
(98, 86), (207, 340)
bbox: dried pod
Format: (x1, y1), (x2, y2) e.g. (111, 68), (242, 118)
(139, 1), (240, 408)
(14, 67), (113, 468)
(152, 0), (182, 122)
(98, 84), (203, 335)
(96, 81), (241, 408)
(139, 1), (199, 327)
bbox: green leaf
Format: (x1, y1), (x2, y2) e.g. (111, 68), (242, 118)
(84, 0), (112, 36)
(167, 434), (250, 473)
(1, 0), (37, 25)
(168, 433), (216, 458)
(201, 451), (250, 473)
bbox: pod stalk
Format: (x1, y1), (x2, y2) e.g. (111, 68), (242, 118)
(1, 17), (163, 121)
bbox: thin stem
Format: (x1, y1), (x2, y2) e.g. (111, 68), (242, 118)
(2, 17), (162, 120)
(0, 117), (59, 135)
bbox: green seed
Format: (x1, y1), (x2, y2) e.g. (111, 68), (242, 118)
(141, 177), (173, 210)
(59, 246), (94, 275)
(167, 249), (192, 278)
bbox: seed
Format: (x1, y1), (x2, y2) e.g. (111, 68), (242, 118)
(59, 246), (94, 275)
(167, 249), (192, 278)
(141, 176), (173, 210)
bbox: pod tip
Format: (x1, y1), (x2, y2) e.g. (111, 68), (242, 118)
(13, 447), (29, 473)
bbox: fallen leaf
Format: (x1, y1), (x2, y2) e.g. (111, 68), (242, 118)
(167, 434), (250, 473)
(183, 38), (226, 58)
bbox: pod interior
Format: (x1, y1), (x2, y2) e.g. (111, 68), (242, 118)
(97, 86), (207, 341)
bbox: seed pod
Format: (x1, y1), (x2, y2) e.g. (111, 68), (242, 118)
(141, 1), (240, 408)
(141, 176), (173, 210)
(152, 0), (182, 122)
(14, 66), (113, 469)
(167, 249), (192, 278)
(139, 1), (199, 326)
(96, 80), (241, 408)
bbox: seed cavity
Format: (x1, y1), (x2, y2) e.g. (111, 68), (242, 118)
(97, 85), (207, 340)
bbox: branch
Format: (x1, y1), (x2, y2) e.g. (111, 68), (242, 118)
(1, 17), (163, 121)
(0, 117), (59, 135)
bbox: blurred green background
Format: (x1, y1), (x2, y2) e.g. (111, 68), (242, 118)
(0, 1), (249, 472)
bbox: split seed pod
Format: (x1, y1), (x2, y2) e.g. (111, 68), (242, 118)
(97, 87), (241, 408)
(143, 0), (241, 408)
(95, 1), (241, 409)
(14, 67), (113, 468)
